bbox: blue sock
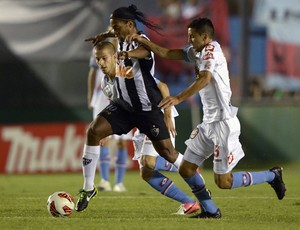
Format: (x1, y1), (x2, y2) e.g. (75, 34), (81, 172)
(99, 146), (110, 181)
(154, 156), (178, 172)
(115, 148), (127, 184)
(184, 173), (218, 214)
(231, 171), (275, 189)
(147, 171), (194, 203)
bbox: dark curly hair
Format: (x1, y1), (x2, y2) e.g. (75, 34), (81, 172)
(110, 4), (162, 34)
(187, 18), (214, 38)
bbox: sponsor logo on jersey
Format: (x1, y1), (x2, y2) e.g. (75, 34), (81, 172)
(203, 44), (215, 60)
(116, 61), (134, 79)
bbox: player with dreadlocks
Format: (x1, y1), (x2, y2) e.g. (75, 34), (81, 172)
(76, 5), (200, 214)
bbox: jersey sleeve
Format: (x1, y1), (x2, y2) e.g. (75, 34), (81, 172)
(183, 45), (196, 63)
(198, 43), (216, 74)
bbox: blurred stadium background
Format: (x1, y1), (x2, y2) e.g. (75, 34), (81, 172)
(0, 0), (299, 174)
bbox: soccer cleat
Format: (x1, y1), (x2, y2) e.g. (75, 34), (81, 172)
(174, 201), (200, 215)
(189, 208), (222, 219)
(97, 179), (112, 192)
(268, 166), (286, 200)
(113, 183), (127, 192)
(75, 186), (98, 212)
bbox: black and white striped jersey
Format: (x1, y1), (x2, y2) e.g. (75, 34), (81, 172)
(115, 32), (163, 111)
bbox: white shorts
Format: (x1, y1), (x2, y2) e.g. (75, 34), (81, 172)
(111, 131), (133, 141)
(184, 116), (245, 174)
(132, 129), (176, 168)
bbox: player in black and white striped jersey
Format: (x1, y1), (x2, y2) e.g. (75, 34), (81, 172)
(76, 5), (193, 213)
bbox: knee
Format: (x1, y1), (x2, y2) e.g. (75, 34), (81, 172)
(177, 160), (198, 178)
(159, 149), (178, 163)
(87, 125), (97, 139)
(152, 140), (177, 163)
(214, 174), (232, 189)
(140, 166), (155, 182)
(178, 164), (194, 178)
(140, 156), (157, 181)
(140, 156), (156, 170)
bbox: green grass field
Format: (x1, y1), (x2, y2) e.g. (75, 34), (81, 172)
(1, 163), (299, 230)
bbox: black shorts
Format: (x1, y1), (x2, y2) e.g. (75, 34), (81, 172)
(99, 101), (170, 141)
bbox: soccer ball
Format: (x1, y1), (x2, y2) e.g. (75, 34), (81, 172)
(46, 191), (75, 217)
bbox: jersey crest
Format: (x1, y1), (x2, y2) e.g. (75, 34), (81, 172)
(116, 59), (134, 79)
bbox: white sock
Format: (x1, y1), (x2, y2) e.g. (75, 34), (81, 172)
(82, 144), (100, 191)
(173, 152), (183, 169)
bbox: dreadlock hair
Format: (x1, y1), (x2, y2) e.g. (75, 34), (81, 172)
(187, 18), (215, 38)
(110, 4), (162, 34)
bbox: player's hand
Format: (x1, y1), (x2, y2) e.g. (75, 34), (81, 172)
(85, 30), (115, 46)
(117, 51), (128, 60)
(126, 34), (143, 43)
(158, 96), (179, 109)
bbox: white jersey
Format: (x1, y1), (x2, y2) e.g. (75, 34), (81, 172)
(89, 53), (110, 118)
(183, 41), (244, 174)
(184, 41), (237, 123)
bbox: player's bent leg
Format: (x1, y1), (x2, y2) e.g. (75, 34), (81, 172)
(140, 155), (157, 174)
(86, 115), (113, 145)
(180, 159), (220, 218)
(154, 156), (178, 172)
(228, 167), (286, 200)
(140, 156), (200, 215)
(151, 139), (180, 166)
(76, 144), (100, 212)
(77, 115), (114, 212)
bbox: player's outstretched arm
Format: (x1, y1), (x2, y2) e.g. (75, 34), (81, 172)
(127, 34), (184, 60)
(85, 30), (116, 46)
(157, 81), (177, 138)
(117, 47), (150, 63)
(159, 71), (212, 109)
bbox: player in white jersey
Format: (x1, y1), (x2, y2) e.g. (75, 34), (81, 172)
(88, 48), (131, 193)
(129, 17), (286, 218)
(76, 5), (190, 213)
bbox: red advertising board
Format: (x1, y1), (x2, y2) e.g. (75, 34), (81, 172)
(0, 122), (137, 174)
